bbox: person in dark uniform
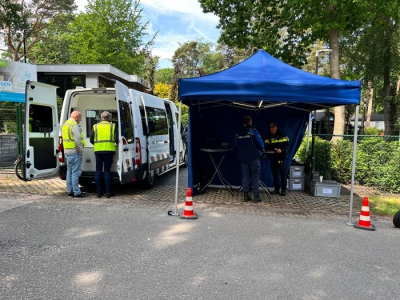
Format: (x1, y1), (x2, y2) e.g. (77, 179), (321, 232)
(235, 116), (264, 203)
(264, 122), (290, 196)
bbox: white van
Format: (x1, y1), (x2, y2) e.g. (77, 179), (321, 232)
(22, 80), (187, 188)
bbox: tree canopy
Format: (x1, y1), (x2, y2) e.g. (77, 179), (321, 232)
(1, 0), (76, 62)
(67, 0), (155, 76)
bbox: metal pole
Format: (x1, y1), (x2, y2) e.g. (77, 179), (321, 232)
(16, 104), (23, 155)
(311, 109), (316, 173)
(23, 30), (26, 63)
(306, 112), (311, 152)
(169, 101), (182, 216)
(347, 105), (360, 226)
(311, 52), (320, 173)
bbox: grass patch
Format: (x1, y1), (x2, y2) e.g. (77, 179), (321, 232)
(369, 196), (400, 216)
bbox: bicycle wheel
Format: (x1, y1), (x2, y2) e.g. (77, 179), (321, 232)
(14, 157), (25, 181)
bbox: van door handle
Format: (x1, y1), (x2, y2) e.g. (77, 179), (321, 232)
(123, 148), (129, 152)
(164, 140), (168, 143)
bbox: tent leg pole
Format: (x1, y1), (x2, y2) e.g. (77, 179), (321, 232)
(168, 101), (182, 217)
(347, 105), (359, 226)
(311, 110), (316, 173)
(306, 112), (311, 152)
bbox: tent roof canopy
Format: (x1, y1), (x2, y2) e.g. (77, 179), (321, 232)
(179, 50), (361, 111)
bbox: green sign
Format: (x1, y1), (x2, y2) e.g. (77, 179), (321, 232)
(0, 60), (7, 67)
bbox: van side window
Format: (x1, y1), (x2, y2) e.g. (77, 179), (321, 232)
(28, 104), (53, 133)
(119, 101), (134, 144)
(139, 106), (147, 135)
(85, 110), (118, 138)
(146, 107), (168, 135)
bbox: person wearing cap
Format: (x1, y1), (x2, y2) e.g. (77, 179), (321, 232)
(264, 122), (290, 196)
(90, 111), (118, 198)
(62, 110), (89, 198)
(235, 116), (264, 203)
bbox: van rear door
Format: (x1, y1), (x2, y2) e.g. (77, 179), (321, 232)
(24, 81), (59, 180)
(115, 81), (135, 184)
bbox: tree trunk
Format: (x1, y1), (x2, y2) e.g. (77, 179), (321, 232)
(365, 82), (373, 128)
(328, 28), (345, 142)
(383, 79), (391, 136)
(382, 34), (392, 136)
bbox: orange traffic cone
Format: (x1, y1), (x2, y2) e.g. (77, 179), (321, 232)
(179, 188), (198, 219)
(353, 197), (376, 231)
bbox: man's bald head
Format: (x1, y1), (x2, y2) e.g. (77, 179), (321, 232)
(70, 111), (82, 124)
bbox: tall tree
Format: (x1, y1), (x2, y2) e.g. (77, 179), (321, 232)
(199, 0), (365, 138)
(0, 0), (24, 29)
(29, 14), (75, 64)
(170, 40), (223, 101)
(341, 1), (400, 135)
(1, 0), (76, 62)
(171, 40), (218, 79)
(67, 0), (155, 76)
(155, 68), (174, 84)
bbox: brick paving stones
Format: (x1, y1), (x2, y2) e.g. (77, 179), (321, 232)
(0, 167), (374, 221)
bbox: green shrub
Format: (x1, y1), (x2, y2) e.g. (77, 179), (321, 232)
(380, 150), (400, 193)
(295, 136), (332, 179)
(330, 140), (353, 183)
(356, 138), (395, 186)
(294, 135), (400, 193)
(363, 127), (383, 136)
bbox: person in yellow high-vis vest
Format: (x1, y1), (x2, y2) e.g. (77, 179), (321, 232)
(62, 111), (89, 198)
(90, 111), (118, 198)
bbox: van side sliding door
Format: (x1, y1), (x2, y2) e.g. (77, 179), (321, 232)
(142, 94), (170, 173)
(24, 81), (59, 180)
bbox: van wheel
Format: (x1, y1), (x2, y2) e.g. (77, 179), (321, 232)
(142, 172), (155, 189)
(393, 210), (400, 228)
(181, 150), (188, 168)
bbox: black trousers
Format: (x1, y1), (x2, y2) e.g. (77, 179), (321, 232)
(270, 159), (287, 192)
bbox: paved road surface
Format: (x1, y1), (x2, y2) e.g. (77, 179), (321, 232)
(1, 193), (399, 299)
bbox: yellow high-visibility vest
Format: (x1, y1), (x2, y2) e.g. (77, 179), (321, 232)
(62, 119), (86, 149)
(93, 122), (116, 152)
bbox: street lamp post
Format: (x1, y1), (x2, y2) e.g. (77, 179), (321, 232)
(315, 49), (333, 75)
(312, 48), (333, 173)
(23, 29), (26, 63)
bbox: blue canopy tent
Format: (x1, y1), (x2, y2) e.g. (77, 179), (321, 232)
(178, 50), (361, 194)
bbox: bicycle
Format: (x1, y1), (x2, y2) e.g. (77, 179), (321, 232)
(14, 155), (26, 181)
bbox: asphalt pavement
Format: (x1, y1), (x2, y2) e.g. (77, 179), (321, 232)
(1, 200), (399, 300)
(1, 168), (400, 299)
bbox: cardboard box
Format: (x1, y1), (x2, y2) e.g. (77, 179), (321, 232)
(310, 180), (341, 197)
(289, 165), (305, 178)
(287, 178), (305, 191)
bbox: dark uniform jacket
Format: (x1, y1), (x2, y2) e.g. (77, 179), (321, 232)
(235, 125), (264, 163)
(264, 130), (290, 162)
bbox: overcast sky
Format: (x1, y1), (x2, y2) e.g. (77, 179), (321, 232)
(75, 0), (221, 69)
